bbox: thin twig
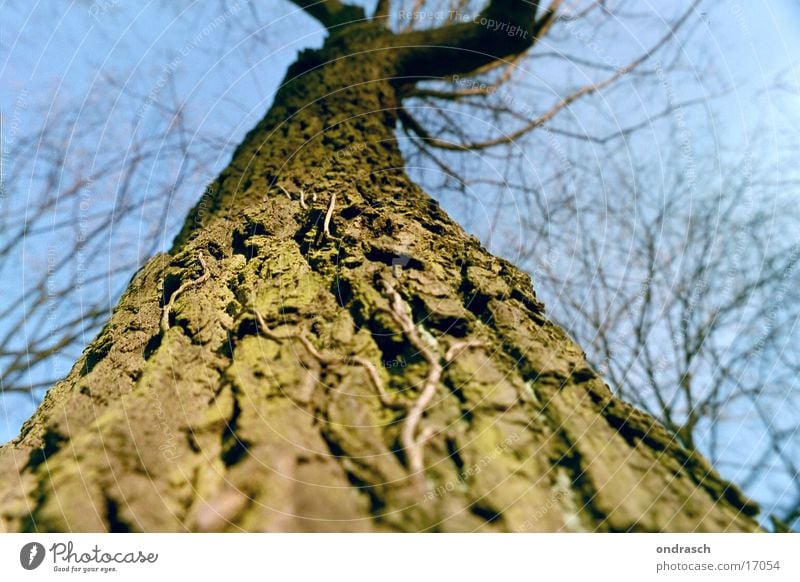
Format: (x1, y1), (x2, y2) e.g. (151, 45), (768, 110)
(279, 184), (309, 209)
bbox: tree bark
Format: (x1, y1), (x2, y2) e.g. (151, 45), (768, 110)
(0, 20), (760, 532)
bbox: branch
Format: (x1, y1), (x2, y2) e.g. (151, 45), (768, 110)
(252, 308), (404, 410)
(395, 0), (559, 79)
(407, 54), (523, 99)
(322, 192), (338, 240)
(400, 0), (701, 151)
(288, 0), (365, 28)
(545, 94), (719, 145)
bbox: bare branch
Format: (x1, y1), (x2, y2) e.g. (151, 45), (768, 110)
(395, 0), (550, 79)
(401, 0), (701, 150)
(400, 0), (427, 32)
(407, 54), (524, 100)
(161, 252), (210, 333)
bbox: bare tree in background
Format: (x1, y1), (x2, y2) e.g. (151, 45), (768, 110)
(0, 78), (222, 395)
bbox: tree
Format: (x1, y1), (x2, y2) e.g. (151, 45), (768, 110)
(0, 0), (761, 532)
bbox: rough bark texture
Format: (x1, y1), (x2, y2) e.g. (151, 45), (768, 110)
(0, 21), (760, 532)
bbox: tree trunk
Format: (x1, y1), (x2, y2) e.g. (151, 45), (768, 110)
(0, 21), (760, 532)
